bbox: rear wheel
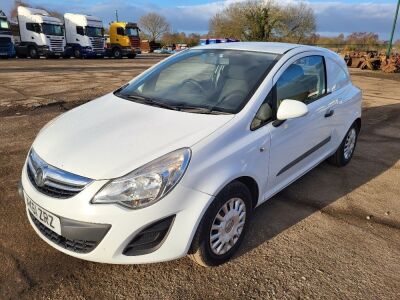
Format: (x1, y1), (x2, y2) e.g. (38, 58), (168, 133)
(127, 53), (136, 59)
(29, 46), (39, 59)
(189, 181), (252, 267)
(328, 122), (359, 167)
(113, 47), (122, 59)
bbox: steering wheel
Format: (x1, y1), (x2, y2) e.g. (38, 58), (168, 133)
(182, 79), (208, 97)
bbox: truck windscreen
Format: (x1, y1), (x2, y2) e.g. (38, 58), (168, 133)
(86, 26), (103, 37)
(125, 27), (139, 37)
(42, 23), (64, 36)
(0, 19), (10, 29)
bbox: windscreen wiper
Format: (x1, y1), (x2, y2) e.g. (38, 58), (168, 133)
(120, 94), (179, 111)
(172, 104), (231, 115)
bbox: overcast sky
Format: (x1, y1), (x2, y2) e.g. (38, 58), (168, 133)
(1, 0), (399, 39)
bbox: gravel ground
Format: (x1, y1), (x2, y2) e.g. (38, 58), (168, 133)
(0, 57), (399, 299)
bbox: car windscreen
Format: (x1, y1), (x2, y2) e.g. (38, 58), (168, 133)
(42, 23), (64, 36)
(86, 26), (103, 37)
(115, 49), (279, 114)
(125, 27), (139, 37)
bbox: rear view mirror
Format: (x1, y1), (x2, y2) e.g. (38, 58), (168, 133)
(276, 99), (308, 120)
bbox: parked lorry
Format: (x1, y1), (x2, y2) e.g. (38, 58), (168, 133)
(64, 13), (105, 58)
(106, 22), (140, 58)
(0, 10), (16, 58)
(15, 6), (66, 58)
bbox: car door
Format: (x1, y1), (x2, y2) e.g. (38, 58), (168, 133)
(264, 53), (338, 198)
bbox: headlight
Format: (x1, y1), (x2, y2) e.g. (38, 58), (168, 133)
(92, 148), (191, 209)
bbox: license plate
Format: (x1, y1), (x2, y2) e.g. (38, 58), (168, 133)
(25, 195), (61, 235)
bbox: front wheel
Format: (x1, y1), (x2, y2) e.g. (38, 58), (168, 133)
(189, 181), (252, 267)
(113, 48), (122, 59)
(328, 122), (359, 167)
(74, 48), (82, 59)
(29, 46), (39, 59)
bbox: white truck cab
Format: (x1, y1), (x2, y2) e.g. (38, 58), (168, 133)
(15, 6), (66, 58)
(64, 13), (105, 58)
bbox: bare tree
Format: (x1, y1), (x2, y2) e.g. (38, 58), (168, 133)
(209, 0), (316, 43)
(277, 2), (316, 43)
(139, 13), (170, 42)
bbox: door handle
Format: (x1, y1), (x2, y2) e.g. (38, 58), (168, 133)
(325, 109), (334, 118)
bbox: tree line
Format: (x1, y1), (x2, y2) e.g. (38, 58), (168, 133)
(10, 0), (400, 50)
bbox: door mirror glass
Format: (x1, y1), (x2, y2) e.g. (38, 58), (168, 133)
(277, 99), (308, 121)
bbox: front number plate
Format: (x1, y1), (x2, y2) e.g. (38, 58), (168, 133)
(25, 195), (62, 235)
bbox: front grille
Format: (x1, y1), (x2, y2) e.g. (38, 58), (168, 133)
(129, 37), (140, 48)
(0, 37), (11, 45)
(29, 212), (97, 253)
(49, 39), (64, 52)
(91, 38), (105, 51)
(27, 149), (92, 199)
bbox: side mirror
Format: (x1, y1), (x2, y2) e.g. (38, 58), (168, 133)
(276, 99), (308, 121)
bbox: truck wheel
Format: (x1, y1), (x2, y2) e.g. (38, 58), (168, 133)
(74, 48), (82, 59)
(29, 46), (39, 59)
(127, 54), (136, 59)
(113, 48), (122, 59)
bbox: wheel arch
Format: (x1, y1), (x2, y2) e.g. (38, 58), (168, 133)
(354, 117), (361, 133)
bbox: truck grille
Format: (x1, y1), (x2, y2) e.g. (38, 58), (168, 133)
(26, 149), (92, 199)
(49, 39), (64, 52)
(29, 212), (98, 253)
(91, 38), (105, 51)
(129, 37), (140, 48)
(0, 36), (12, 45)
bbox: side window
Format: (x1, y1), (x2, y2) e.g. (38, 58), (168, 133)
(276, 56), (326, 106)
(26, 23), (41, 33)
(76, 26), (85, 35)
(326, 57), (350, 92)
(116, 27), (124, 36)
(251, 89), (274, 130)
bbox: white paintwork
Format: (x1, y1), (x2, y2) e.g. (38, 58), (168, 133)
(22, 42), (362, 264)
(17, 6), (65, 51)
(276, 99), (308, 120)
(64, 13), (105, 51)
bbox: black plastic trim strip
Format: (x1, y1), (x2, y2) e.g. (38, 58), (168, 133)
(277, 136), (331, 176)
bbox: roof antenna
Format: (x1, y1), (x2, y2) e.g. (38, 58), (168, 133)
(115, 9), (119, 22)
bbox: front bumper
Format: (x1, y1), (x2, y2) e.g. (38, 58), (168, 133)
(0, 44), (16, 57)
(82, 48), (105, 57)
(20, 162), (213, 264)
(121, 47), (134, 56)
(39, 46), (64, 57)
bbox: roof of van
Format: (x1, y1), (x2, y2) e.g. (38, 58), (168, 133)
(194, 42), (322, 55)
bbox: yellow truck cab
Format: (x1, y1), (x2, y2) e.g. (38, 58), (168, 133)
(106, 22), (140, 58)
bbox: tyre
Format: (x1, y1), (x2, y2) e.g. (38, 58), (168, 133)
(127, 53), (136, 59)
(113, 48), (122, 59)
(29, 46), (39, 59)
(189, 181), (252, 267)
(328, 122), (359, 167)
(74, 48), (82, 59)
